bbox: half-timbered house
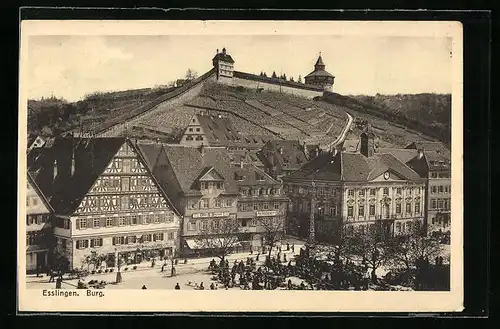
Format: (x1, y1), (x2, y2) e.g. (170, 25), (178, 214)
(28, 137), (181, 270)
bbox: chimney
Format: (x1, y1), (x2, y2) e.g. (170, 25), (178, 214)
(279, 146), (283, 155)
(360, 132), (374, 158)
(240, 159), (244, 168)
(222, 47), (226, 55)
(216, 48), (219, 54)
(417, 148), (424, 159)
(302, 140), (307, 151)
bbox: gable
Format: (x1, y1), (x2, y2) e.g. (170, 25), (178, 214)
(198, 167), (225, 182)
(26, 179), (51, 215)
(370, 169), (408, 182)
(74, 142), (172, 215)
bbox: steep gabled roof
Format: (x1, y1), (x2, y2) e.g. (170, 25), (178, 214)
(27, 171), (54, 213)
(35, 137), (127, 215)
(261, 139), (310, 171)
(212, 52), (235, 64)
(161, 144), (238, 196)
(405, 141), (450, 159)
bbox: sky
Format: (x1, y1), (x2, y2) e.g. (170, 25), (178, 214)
(26, 35), (452, 101)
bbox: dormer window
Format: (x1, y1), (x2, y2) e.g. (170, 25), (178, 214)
(186, 136), (193, 141)
(216, 182), (224, 189)
(196, 136), (204, 141)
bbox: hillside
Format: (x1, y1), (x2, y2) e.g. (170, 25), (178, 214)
(327, 93), (451, 146)
(27, 86), (177, 137)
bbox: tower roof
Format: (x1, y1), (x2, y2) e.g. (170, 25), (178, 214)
(315, 55), (325, 67)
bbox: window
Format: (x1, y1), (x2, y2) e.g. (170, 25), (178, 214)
(396, 203), (402, 214)
(93, 218), (100, 228)
(415, 188), (420, 195)
(347, 206), (354, 217)
(431, 199), (437, 209)
(432, 217), (436, 224)
(348, 189), (354, 197)
(383, 188), (389, 195)
(79, 219), (87, 229)
(369, 205), (375, 216)
(168, 231), (175, 240)
(431, 186), (437, 193)
(431, 172), (438, 178)
(240, 203), (248, 211)
(406, 203), (412, 214)
(359, 189), (365, 196)
(274, 203), (280, 210)
(186, 136), (193, 141)
(443, 199), (449, 210)
(106, 218), (114, 227)
(396, 222), (401, 233)
(253, 203), (259, 210)
(142, 234), (152, 242)
(406, 188), (412, 196)
(329, 205), (337, 216)
(438, 186), (444, 193)
(200, 221), (208, 230)
(189, 202), (198, 209)
(153, 233), (164, 241)
(188, 222), (197, 231)
(215, 199), (222, 208)
(438, 199), (444, 209)
(154, 214), (161, 223)
(415, 202), (421, 213)
(241, 219), (248, 227)
(76, 240), (89, 249)
(396, 188), (402, 195)
(369, 189), (376, 196)
(263, 202), (269, 210)
(90, 238), (103, 248)
(225, 200), (232, 208)
(131, 216), (138, 225)
(444, 186), (449, 193)
(358, 205), (365, 217)
(201, 199), (210, 209)
(188, 128), (193, 132)
(200, 182), (207, 190)
(216, 182), (223, 189)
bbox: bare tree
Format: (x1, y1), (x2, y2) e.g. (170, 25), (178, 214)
(298, 75), (303, 83)
(387, 227), (442, 274)
(185, 69), (198, 80)
(343, 223), (393, 283)
(256, 216), (285, 258)
(194, 218), (241, 261)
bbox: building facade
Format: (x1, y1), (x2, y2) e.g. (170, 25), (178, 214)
(26, 173), (53, 273)
(283, 130), (426, 243)
(234, 162), (289, 251)
(213, 47), (235, 81)
(29, 137), (181, 270)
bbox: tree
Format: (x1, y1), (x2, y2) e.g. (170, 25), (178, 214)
(387, 227), (442, 286)
(256, 216), (285, 258)
(298, 75), (302, 83)
(263, 72), (268, 77)
(272, 71), (277, 79)
(185, 69), (198, 80)
(194, 218), (241, 261)
(48, 248), (71, 279)
(290, 77), (294, 82)
(283, 73), (287, 80)
(343, 223), (393, 283)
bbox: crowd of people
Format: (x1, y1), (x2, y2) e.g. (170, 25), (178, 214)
(197, 244), (373, 291)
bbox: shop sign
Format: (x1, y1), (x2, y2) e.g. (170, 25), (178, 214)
(192, 212), (230, 219)
(256, 211), (277, 217)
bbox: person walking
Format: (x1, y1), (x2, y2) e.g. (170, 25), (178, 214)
(210, 282), (215, 290)
(142, 285), (147, 289)
(55, 277), (62, 289)
(175, 283), (180, 290)
(199, 282), (204, 290)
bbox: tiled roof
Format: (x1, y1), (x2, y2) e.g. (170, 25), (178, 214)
(234, 163), (281, 187)
(213, 53), (235, 64)
(315, 55), (325, 67)
(285, 150), (423, 183)
(405, 141), (450, 158)
(27, 171), (54, 213)
(160, 145), (238, 196)
(305, 69), (334, 78)
(28, 137), (127, 215)
(260, 139), (310, 171)
(376, 148), (418, 164)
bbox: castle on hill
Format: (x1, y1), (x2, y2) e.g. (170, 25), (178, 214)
(212, 47), (335, 97)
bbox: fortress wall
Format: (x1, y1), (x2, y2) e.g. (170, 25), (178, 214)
(221, 76), (324, 99)
(98, 74), (216, 137)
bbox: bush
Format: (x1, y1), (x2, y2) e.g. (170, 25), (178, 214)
(109, 268), (114, 273)
(124, 267), (129, 271)
(91, 270), (96, 274)
(133, 266), (137, 270)
(97, 270), (102, 274)
(104, 269), (109, 273)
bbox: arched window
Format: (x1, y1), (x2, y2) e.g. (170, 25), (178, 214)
(195, 136), (204, 141)
(186, 135), (193, 141)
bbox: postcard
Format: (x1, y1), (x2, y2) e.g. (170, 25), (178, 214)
(18, 19), (463, 313)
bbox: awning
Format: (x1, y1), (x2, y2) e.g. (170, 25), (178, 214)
(185, 238), (241, 250)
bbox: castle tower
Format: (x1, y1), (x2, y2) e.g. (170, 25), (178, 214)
(304, 53), (335, 91)
(212, 47), (235, 80)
